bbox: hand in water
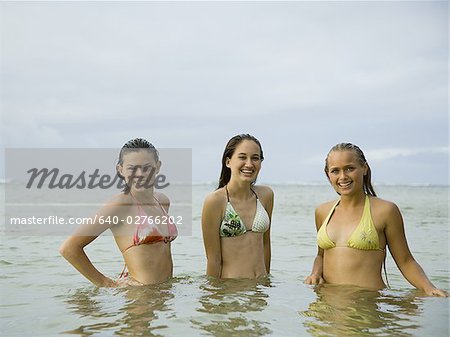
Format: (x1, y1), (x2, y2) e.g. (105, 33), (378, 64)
(115, 277), (145, 287)
(304, 274), (325, 285)
(425, 287), (448, 297)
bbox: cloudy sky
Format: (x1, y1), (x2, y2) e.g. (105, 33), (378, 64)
(1, 1), (448, 185)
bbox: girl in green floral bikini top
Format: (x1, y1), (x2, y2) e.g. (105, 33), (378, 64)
(219, 185), (270, 237)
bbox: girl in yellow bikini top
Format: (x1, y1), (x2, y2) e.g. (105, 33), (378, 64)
(317, 195), (384, 251)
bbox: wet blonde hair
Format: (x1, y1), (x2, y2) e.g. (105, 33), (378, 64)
(325, 143), (376, 197)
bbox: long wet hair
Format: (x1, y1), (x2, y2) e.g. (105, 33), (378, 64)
(324, 143), (376, 197)
(217, 134), (264, 189)
(116, 138), (159, 193)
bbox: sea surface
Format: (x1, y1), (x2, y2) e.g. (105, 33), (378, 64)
(1, 184), (449, 336)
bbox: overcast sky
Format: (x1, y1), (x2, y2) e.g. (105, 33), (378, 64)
(1, 1), (448, 185)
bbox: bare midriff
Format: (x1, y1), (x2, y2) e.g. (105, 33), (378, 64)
(220, 232), (267, 279)
(323, 247), (386, 289)
(122, 242), (173, 284)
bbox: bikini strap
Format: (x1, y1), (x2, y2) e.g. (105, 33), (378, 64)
(225, 185), (230, 202)
(250, 188), (259, 210)
(129, 191), (141, 205)
(129, 192), (145, 214)
(323, 199), (341, 226)
(152, 195), (169, 215)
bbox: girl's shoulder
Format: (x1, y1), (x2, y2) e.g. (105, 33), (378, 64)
(154, 190), (170, 206)
(314, 200), (338, 228)
(368, 196), (401, 217)
(203, 187), (227, 207)
(316, 199), (338, 214)
(252, 184), (274, 199)
(252, 185), (274, 209)
(94, 193), (132, 218)
(369, 196), (398, 209)
(202, 188), (228, 221)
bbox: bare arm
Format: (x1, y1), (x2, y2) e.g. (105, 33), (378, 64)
(262, 187), (274, 274)
(201, 193), (223, 278)
(304, 249), (325, 285)
(304, 206), (325, 285)
(385, 202), (448, 297)
(59, 202), (122, 287)
(60, 235), (116, 287)
(263, 230), (271, 274)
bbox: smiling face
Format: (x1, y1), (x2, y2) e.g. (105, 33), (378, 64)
(117, 149), (161, 192)
(226, 139), (262, 184)
(326, 150), (368, 196)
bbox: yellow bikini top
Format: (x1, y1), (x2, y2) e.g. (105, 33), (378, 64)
(317, 196), (383, 251)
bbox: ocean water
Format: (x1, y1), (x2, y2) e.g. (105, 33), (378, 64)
(0, 184), (449, 337)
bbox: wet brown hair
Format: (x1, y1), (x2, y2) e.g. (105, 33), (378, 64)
(116, 138), (159, 193)
(217, 134), (264, 189)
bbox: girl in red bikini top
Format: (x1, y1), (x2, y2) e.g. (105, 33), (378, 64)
(60, 138), (177, 287)
(119, 192), (178, 279)
(122, 192), (178, 254)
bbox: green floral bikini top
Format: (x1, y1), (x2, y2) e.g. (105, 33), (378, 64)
(219, 186), (270, 237)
